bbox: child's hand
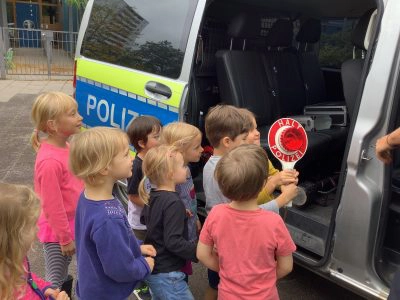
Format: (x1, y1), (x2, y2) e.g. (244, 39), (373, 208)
(271, 170), (299, 188)
(279, 184), (299, 206)
(141, 244), (157, 257)
(145, 256), (155, 271)
(44, 288), (69, 300)
(186, 209), (194, 217)
(55, 291), (70, 300)
(61, 241), (75, 256)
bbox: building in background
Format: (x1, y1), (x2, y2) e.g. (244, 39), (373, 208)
(5, 0), (83, 32)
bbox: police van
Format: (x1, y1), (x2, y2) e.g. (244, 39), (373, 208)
(74, 0), (400, 298)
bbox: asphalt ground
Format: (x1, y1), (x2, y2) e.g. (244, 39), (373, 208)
(0, 92), (365, 300)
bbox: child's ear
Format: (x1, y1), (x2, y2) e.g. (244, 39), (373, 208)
(46, 119), (57, 132)
(221, 137), (231, 148)
(138, 140), (146, 150)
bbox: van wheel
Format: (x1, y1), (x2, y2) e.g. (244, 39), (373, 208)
(113, 179), (129, 213)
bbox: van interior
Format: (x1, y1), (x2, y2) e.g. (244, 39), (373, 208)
(186, 0), (398, 285)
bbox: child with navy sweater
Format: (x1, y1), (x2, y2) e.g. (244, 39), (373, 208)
(70, 127), (156, 300)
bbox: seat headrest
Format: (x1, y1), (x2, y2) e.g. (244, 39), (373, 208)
(352, 8), (375, 50)
(228, 13), (260, 39)
(265, 19), (293, 47)
(296, 18), (321, 44)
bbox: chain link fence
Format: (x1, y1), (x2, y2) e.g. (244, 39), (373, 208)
(0, 27), (78, 80)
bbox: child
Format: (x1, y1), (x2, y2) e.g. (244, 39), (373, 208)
(240, 108), (299, 205)
(31, 91), (84, 296)
(69, 127), (156, 300)
(160, 122), (203, 281)
(0, 182), (69, 300)
(139, 145), (198, 299)
(202, 105), (297, 299)
(197, 144), (297, 300)
(126, 115), (162, 241)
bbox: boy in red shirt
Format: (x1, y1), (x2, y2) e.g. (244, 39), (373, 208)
(197, 144), (296, 300)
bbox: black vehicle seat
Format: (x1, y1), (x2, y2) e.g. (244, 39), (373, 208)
(296, 18), (327, 106)
(263, 19), (306, 116)
(295, 18), (349, 150)
(215, 13), (280, 128)
(341, 8), (376, 120)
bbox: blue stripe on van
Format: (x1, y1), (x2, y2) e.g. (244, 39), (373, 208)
(76, 79), (179, 130)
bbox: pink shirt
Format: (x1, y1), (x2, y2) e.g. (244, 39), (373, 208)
(34, 142), (83, 245)
(16, 259), (53, 299)
(200, 204), (296, 300)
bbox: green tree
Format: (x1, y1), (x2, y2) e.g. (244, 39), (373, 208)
(319, 29), (353, 68)
(65, 0), (88, 9)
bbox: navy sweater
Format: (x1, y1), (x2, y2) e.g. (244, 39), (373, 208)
(75, 193), (150, 300)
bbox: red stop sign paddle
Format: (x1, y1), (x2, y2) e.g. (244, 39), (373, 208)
(268, 118), (308, 207)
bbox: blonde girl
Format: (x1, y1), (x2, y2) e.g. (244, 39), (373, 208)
(160, 122), (203, 278)
(31, 92), (84, 296)
(139, 145), (197, 300)
(0, 182), (69, 300)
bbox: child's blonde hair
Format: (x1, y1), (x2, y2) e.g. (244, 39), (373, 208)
(30, 92), (78, 152)
(215, 144), (269, 201)
(139, 145), (180, 203)
(69, 127), (129, 182)
(0, 182), (41, 300)
(160, 122), (201, 152)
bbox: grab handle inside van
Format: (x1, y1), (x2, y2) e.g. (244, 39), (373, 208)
(145, 81), (172, 100)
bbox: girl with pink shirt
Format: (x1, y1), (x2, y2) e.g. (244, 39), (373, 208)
(31, 92), (84, 297)
(0, 182), (69, 300)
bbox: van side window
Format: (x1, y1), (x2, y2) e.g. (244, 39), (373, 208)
(80, 0), (198, 79)
(319, 18), (359, 68)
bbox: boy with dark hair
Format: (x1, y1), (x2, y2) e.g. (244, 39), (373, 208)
(126, 115), (161, 241)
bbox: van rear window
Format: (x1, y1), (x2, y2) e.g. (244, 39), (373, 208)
(80, 0), (198, 79)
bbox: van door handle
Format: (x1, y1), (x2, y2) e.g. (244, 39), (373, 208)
(145, 81), (172, 99)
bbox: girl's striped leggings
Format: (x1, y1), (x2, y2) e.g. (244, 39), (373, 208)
(43, 242), (72, 289)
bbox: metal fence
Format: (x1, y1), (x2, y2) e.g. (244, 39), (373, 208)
(0, 27), (78, 80)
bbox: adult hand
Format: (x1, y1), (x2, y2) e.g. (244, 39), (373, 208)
(141, 244), (157, 257)
(61, 241), (75, 256)
(376, 134), (394, 164)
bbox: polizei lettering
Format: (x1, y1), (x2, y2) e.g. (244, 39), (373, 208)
(87, 94), (138, 130)
(270, 145), (304, 162)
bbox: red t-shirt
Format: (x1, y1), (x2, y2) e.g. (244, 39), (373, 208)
(200, 204), (296, 300)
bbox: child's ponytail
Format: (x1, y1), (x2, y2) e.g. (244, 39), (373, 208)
(30, 129), (40, 152)
(138, 176), (150, 205)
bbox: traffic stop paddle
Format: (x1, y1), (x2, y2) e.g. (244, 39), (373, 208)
(268, 118), (308, 207)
